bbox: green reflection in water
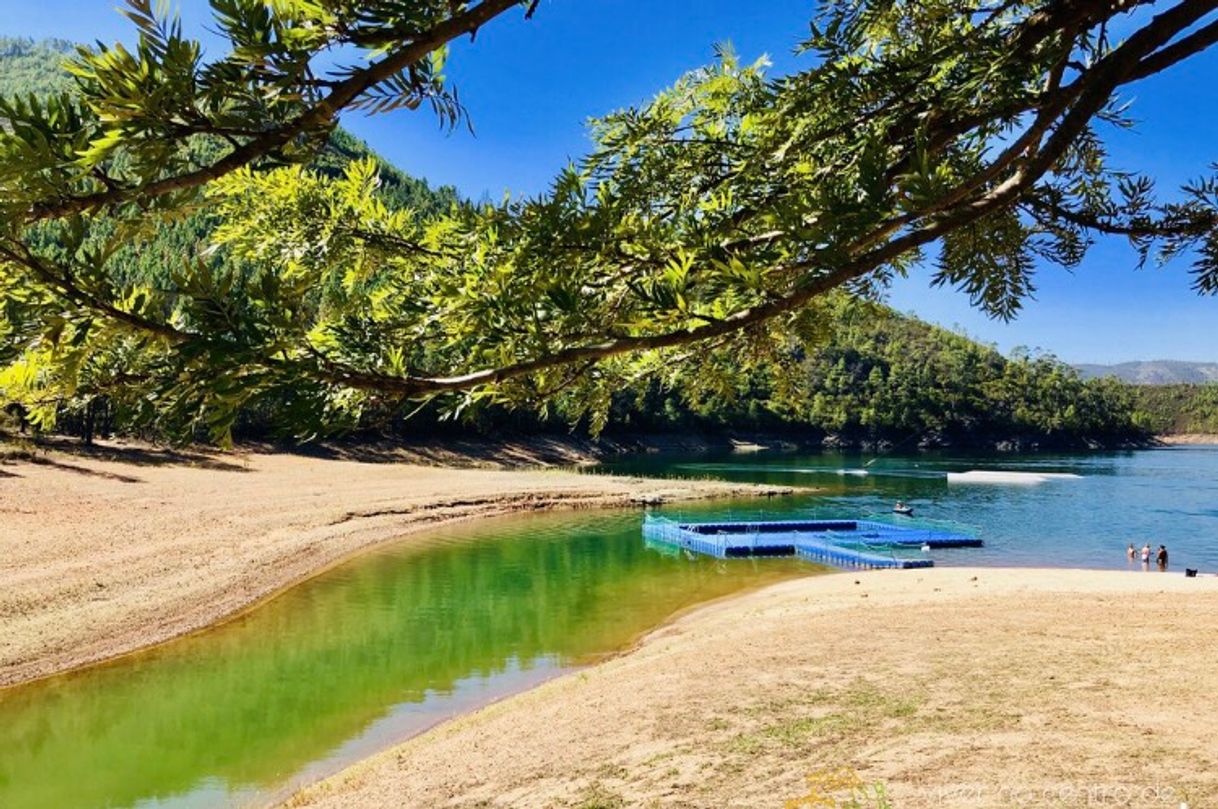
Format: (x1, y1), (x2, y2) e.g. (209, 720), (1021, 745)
(0, 509), (815, 809)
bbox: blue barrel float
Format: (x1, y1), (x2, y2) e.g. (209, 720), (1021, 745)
(642, 515), (981, 569)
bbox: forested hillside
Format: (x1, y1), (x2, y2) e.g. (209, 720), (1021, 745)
(0, 37), (1149, 449)
(0, 37), (76, 96)
(599, 296), (1145, 449)
(1131, 385), (1218, 434)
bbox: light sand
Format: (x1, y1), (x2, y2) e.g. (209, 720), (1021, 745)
(285, 568), (1218, 809)
(1158, 433), (1218, 446)
(0, 440), (790, 687)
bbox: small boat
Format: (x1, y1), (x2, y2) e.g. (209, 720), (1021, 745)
(893, 503), (914, 516)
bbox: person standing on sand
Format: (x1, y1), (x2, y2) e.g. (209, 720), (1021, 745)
(1157, 544), (1169, 571)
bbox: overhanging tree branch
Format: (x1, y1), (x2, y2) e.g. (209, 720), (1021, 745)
(6, 0), (1218, 441)
(24, 0), (522, 222)
(333, 0), (1218, 397)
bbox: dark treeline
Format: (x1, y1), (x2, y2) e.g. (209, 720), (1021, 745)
(1131, 385), (1218, 434)
(589, 297), (1149, 450)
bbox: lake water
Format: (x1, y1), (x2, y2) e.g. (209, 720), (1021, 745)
(2, 446), (1216, 808)
(602, 445), (1218, 570)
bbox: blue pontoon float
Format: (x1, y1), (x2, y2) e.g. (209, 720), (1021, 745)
(642, 515), (981, 570)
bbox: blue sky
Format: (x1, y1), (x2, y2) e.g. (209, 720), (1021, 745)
(4, 0), (1216, 363)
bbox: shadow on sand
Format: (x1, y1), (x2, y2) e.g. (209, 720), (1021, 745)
(3, 432), (601, 475)
(289, 434), (596, 469)
(2, 435), (251, 475)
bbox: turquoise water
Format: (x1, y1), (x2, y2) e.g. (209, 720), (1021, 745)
(602, 445), (1218, 570)
(3, 445), (1216, 809)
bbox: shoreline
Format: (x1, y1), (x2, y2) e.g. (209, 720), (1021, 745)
(1157, 432), (1218, 445)
(283, 567), (1218, 809)
(258, 570), (822, 809)
(0, 439), (796, 689)
(7, 437), (1218, 806)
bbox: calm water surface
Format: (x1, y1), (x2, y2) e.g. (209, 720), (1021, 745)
(602, 445), (1218, 570)
(0, 510), (809, 809)
(3, 446), (1216, 808)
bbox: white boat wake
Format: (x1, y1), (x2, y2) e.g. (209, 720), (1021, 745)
(947, 470), (1082, 485)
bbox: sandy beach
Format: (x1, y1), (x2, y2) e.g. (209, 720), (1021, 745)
(1158, 433), (1218, 445)
(285, 567), (1218, 809)
(0, 439), (790, 687)
(8, 438), (1218, 809)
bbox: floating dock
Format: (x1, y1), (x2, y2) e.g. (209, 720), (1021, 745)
(642, 516), (981, 570)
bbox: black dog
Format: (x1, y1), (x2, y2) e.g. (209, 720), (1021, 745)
(1185, 568), (1198, 578)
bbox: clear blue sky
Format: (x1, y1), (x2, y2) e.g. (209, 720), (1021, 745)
(4, 0), (1217, 364)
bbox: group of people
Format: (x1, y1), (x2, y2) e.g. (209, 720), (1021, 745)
(1126, 542), (1169, 570)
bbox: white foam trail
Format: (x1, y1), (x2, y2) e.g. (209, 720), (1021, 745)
(671, 463), (953, 480)
(947, 470), (1081, 485)
(674, 464), (875, 477)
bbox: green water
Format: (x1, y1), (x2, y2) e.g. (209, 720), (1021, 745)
(0, 509), (812, 809)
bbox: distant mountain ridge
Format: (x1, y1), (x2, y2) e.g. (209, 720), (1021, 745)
(1075, 361), (1218, 385)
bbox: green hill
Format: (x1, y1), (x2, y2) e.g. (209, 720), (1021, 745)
(601, 296), (1146, 449)
(1130, 384), (1218, 434)
(0, 37), (76, 96)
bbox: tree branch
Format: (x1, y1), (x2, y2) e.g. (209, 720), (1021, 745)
(336, 0), (1218, 398)
(25, 0), (522, 222)
(1123, 16), (1218, 82)
(1023, 197), (1217, 237)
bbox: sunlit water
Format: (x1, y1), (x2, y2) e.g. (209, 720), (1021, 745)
(3, 445), (1217, 808)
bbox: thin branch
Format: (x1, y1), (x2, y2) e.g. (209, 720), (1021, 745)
(348, 228), (444, 257)
(1023, 197), (1216, 237)
(26, 0), (522, 222)
(1123, 16), (1218, 82)
(0, 242), (188, 343)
